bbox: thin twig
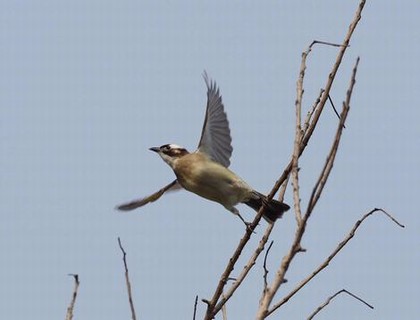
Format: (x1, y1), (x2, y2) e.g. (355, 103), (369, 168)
(263, 241), (274, 291)
(212, 223), (275, 315)
(327, 94), (346, 128)
(192, 295), (198, 320)
(206, 2), (366, 318)
(268, 208), (404, 316)
(257, 55), (360, 319)
(311, 40), (349, 48)
(307, 57), (359, 214)
(265, 102), (349, 317)
(118, 237), (137, 320)
(291, 45), (306, 224)
(307, 289), (373, 320)
(65, 274), (80, 320)
(266, 0), (365, 217)
(204, 165), (289, 319)
(210, 20), (353, 320)
(221, 294), (228, 320)
(300, 0), (365, 152)
(203, 205), (267, 319)
(277, 175), (290, 202)
(302, 89), (324, 136)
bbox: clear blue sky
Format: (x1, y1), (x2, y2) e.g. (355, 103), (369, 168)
(1, 1), (419, 319)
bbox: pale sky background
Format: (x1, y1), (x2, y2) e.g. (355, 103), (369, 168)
(1, 1), (419, 319)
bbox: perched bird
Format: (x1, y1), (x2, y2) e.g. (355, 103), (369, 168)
(117, 73), (289, 223)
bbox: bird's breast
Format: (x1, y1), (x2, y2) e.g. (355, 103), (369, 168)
(173, 154), (251, 206)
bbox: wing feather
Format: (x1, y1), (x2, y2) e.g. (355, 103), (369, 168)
(116, 180), (181, 211)
(197, 72), (233, 167)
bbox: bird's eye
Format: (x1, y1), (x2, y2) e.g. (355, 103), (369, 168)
(162, 144), (171, 151)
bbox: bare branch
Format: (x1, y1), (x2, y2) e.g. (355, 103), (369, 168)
(265, 0), (366, 218)
(203, 36), (348, 319)
(291, 45), (305, 224)
(213, 19), (361, 320)
(263, 241), (274, 291)
(65, 274), (80, 320)
(268, 208), (404, 316)
(310, 40), (349, 48)
(221, 294), (228, 320)
(257, 56), (360, 319)
(205, 170), (290, 318)
(302, 89), (324, 136)
(307, 289), (373, 320)
(203, 209), (266, 319)
(307, 57), (359, 215)
(327, 94), (346, 128)
(207, 2), (366, 319)
(118, 237), (137, 320)
(193, 295), (198, 320)
(379, 208), (405, 228)
(212, 223), (275, 315)
(277, 175), (290, 202)
(300, 0), (365, 151)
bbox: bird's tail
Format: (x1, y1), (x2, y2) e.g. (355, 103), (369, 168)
(243, 191), (290, 223)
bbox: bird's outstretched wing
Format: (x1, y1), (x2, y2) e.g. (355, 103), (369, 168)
(197, 72), (233, 167)
(116, 180), (181, 211)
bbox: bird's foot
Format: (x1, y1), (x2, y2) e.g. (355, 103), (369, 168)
(237, 213), (256, 234)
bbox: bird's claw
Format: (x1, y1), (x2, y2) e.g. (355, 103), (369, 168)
(244, 221), (256, 234)
(237, 214), (256, 234)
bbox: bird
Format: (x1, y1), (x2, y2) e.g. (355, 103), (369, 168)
(116, 72), (290, 224)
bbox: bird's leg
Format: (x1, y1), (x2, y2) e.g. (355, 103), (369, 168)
(229, 207), (255, 232)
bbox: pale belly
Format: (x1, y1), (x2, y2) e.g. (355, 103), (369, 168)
(175, 162), (252, 208)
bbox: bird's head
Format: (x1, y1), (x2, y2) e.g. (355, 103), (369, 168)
(149, 144), (190, 167)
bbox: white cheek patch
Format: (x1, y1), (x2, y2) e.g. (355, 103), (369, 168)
(159, 152), (176, 167)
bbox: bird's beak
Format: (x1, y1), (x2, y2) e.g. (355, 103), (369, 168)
(149, 147), (160, 153)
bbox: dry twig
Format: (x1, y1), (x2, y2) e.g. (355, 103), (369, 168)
(205, 2), (366, 319)
(118, 237), (137, 320)
(211, 223), (275, 315)
(257, 54), (360, 319)
(204, 35), (350, 320)
(263, 241), (274, 292)
(308, 58), (359, 214)
(221, 294), (228, 320)
(307, 289), (374, 320)
(193, 295), (198, 320)
(203, 206), (269, 319)
(327, 94), (345, 128)
(291, 44), (305, 225)
(268, 208), (404, 316)
(65, 274), (80, 320)
(302, 89), (324, 143)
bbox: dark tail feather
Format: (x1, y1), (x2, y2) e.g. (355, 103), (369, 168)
(243, 191), (290, 223)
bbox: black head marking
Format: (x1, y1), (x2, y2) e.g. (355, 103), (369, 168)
(160, 144), (189, 157)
